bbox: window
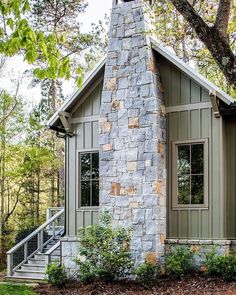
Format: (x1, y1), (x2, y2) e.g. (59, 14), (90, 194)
(172, 139), (208, 208)
(79, 152), (99, 207)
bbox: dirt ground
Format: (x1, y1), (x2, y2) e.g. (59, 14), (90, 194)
(34, 275), (236, 295)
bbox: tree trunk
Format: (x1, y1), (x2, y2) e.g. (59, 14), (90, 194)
(168, 0), (236, 89)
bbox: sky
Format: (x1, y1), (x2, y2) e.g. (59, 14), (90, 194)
(80, 0), (112, 32)
(0, 0), (112, 107)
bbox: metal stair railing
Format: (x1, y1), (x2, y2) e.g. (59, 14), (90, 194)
(45, 241), (61, 266)
(7, 208), (64, 277)
(46, 207), (64, 221)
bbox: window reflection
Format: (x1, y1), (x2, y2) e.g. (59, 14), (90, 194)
(81, 153), (91, 180)
(178, 175), (190, 204)
(191, 144), (203, 174)
(176, 143), (204, 206)
(191, 175), (204, 204)
(80, 152), (99, 207)
(177, 145), (190, 175)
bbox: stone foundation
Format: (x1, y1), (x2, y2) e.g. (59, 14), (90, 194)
(60, 237), (236, 275)
(61, 237), (79, 277)
(165, 239), (233, 269)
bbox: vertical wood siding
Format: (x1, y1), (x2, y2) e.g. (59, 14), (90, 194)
(65, 81), (102, 236)
(225, 121), (236, 239)
(158, 55), (226, 239)
(158, 56), (210, 106)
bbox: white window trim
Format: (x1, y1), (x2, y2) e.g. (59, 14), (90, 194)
(172, 138), (209, 210)
(77, 149), (99, 209)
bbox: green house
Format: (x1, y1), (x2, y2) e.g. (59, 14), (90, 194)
(7, 0), (236, 279)
(48, 0), (236, 273)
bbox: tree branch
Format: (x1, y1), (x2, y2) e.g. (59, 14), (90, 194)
(214, 0), (231, 39)
(168, 0), (236, 88)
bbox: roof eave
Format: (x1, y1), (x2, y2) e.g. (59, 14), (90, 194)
(47, 57), (106, 129)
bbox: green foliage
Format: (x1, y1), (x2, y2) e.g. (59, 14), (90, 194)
(76, 211), (134, 282)
(46, 262), (67, 287)
(0, 284), (36, 295)
(133, 262), (159, 288)
(15, 226), (38, 244)
(0, 0), (108, 86)
(205, 250), (236, 281)
(0, 0), (73, 80)
(165, 247), (194, 278)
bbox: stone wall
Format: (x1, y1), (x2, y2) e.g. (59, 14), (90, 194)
(165, 239), (232, 269)
(99, 0), (166, 264)
(61, 237), (79, 277)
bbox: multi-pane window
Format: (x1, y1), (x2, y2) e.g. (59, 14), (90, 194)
(80, 152), (99, 207)
(173, 140), (208, 208)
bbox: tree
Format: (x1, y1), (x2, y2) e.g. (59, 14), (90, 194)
(26, 0), (107, 206)
(0, 0), (74, 81)
(165, 0), (236, 90)
(0, 89), (25, 268)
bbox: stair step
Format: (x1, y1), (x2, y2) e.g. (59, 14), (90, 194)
(34, 254), (46, 260)
(43, 249), (61, 255)
(14, 270), (45, 279)
(21, 264), (45, 272)
(28, 258), (45, 265)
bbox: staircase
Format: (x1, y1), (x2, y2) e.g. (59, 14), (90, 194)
(7, 208), (64, 280)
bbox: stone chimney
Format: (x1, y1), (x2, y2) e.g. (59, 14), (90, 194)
(99, 0), (166, 264)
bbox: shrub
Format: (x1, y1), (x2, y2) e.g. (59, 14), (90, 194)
(204, 249), (222, 276)
(221, 255), (236, 281)
(205, 249), (236, 281)
(76, 211), (134, 282)
(46, 261), (67, 287)
(165, 247), (194, 278)
(134, 261), (159, 288)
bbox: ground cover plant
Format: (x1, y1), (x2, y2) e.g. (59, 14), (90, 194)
(0, 284), (37, 295)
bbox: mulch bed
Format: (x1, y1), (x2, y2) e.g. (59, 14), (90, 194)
(34, 275), (236, 295)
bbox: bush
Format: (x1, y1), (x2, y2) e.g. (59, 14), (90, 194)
(204, 249), (222, 276)
(134, 261), (159, 288)
(205, 250), (236, 281)
(76, 211), (134, 282)
(46, 262), (67, 287)
(165, 247), (194, 278)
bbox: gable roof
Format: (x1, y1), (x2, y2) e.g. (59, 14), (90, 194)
(48, 57), (105, 129)
(48, 40), (234, 129)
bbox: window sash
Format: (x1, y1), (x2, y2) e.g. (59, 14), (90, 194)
(172, 139), (208, 209)
(78, 151), (99, 208)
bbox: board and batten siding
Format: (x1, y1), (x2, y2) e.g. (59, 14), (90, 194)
(65, 80), (102, 236)
(225, 120), (236, 239)
(158, 55), (226, 239)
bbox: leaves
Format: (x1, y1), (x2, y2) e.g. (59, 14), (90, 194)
(76, 211), (134, 282)
(0, 0), (75, 80)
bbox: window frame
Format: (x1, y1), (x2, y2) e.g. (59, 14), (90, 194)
(172, 138), (209, 210)
(77, 148), (99, 209)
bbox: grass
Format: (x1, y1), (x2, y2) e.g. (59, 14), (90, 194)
(0, 284), (37, 295)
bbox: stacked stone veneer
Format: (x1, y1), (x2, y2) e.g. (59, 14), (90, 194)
(99, 0), (166, 264)
(165, 239), (233, 269)
(61, 237), (79, 276)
